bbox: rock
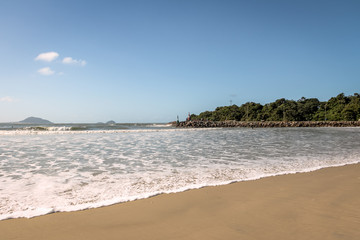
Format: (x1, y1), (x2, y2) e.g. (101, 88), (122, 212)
(176, 120), (360, 128)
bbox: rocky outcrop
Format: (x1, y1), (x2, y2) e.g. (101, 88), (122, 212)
(174, 120), (360, 128)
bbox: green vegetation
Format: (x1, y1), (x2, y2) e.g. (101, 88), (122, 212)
(190, 93), (360, 122)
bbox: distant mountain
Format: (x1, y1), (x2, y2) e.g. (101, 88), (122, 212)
(106, 120), (116, 125)
(19, 117), (53, 124)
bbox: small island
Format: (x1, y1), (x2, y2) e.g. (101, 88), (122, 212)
(19, 117), (53, 125)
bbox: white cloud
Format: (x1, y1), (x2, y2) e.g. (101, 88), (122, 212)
(62, 57), (86, 66)
(38, 67), (55, 76)
(35, 52), (59, 62)
(0, 96), (15, 102)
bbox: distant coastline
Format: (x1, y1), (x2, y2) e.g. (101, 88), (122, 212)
(174, 120), (360, 128)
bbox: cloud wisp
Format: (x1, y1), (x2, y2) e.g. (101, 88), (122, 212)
(35, 52), (59, 62)
(38, 67), (55, 76)
(0, 96), (16, 102)
(62, 57), (86, 66)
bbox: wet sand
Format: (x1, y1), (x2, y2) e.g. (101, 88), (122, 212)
(1, 164), (359, 240)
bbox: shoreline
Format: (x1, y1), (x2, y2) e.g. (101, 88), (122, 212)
(174, 120), (360, 128)
(1, 162), (357, 221)
(1, 163), (359, 240)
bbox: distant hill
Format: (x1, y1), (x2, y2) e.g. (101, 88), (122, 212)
(19, 117), (53, 124)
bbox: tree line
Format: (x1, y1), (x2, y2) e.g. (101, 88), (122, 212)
(190, 93), (360, 122)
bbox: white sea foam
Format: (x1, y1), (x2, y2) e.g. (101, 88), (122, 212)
(145, 123), (173, 128)
(1, 127), (360, 220)
(0, 127), (208, 136)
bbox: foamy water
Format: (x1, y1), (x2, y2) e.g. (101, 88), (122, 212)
(1, 127), (359, 220)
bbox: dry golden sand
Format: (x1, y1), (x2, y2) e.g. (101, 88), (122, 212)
(1, 164), (359, 240)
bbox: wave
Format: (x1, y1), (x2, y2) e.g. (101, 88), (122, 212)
(1, 161), (359, 221)
(145, 123), (173, 128)
(23, 126), (74, 131)
(0, 123), (173, 133)
(2, 127), (359, 220)
(0, 127), (209, 136)
(4, 126), (89, 132)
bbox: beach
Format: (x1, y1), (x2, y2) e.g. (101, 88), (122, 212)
(1, 163), (359, 240)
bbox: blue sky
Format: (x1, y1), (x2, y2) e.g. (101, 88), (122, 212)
(0, 0), (359, 123)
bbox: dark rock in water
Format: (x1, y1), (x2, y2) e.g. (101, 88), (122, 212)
(106, 120), (116, 125)
(19, 117), (53, 124)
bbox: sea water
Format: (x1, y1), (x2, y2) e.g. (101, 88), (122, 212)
(1, 125), (360, 220)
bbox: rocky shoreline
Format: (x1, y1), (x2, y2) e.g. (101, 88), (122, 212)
(173, 120), (360, 128)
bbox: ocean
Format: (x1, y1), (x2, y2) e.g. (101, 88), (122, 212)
(1, 123), (359, 220)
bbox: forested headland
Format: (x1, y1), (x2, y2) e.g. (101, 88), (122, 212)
(190, 93), (360, 122)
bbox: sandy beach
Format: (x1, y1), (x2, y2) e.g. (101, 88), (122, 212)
(1, 163), (359, 240)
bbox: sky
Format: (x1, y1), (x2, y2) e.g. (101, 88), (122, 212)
(0, 0), (359, 123)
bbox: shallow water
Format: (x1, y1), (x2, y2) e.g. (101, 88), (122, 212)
(1, 127), (359, 220)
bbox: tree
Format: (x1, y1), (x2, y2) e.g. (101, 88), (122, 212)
(297, 98), (320, 121)
(342, 104), (358, 121)
(189, 93), (360, 122)
(325, 93), (349, 120)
